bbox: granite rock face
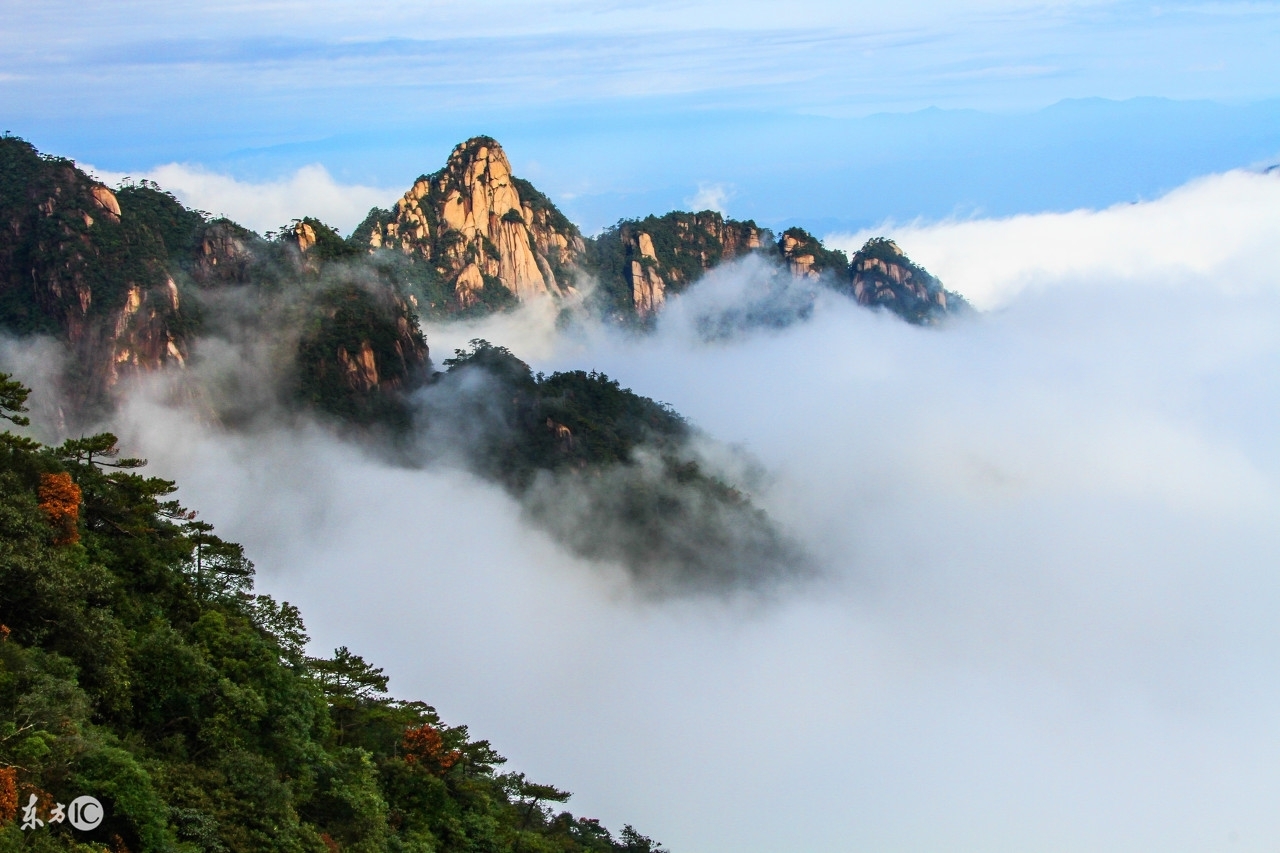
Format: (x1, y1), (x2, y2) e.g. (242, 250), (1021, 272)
(356, 137), (585, 309)
(0, 137), (188, 411)
(850, 238), (955, 323)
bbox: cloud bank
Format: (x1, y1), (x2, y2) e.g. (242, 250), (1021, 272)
(8, 166), (1280, 851)
(829, 167), (1280, 309)
(85, 162), (398, 235)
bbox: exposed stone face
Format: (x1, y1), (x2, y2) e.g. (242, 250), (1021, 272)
(637, 232), (658, 260)
(0, 137), (188, 411)
(338, 341), (380, 392)
(624, 230), (668, 317)
(102, 281), (188, 387)
(603, 211), (762, 319)
(193, 221), (256, 285)
(778, 228), (846, 282)
(359, 137), (583, 308)
(849, 238), (959, 324)
(629, 259), (666, 318)
(852, 241), (916, 304)
(454, 263), (486, 308)
(294, 221), (317, 253)
(90, 185), (121, 220)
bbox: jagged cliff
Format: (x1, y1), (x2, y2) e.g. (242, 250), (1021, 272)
(353, 137), (585, 311)
(776, 227), (850, 280)
(850, 237), (952, 323)
(0, 137), (189, 411)
(0, 133), (970, 422)
(584, 216), (964, 325)
(585, 211), (762, 319)
(0, 137), (428, 423)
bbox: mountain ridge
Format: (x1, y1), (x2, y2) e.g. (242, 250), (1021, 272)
(0, 133), (815, 598)
(0, 133), (965, 417)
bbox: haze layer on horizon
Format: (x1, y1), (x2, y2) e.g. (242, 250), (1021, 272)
(4, 0), (1280, 233)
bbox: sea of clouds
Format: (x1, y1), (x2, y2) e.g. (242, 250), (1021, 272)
(7, 165), (1280, 851)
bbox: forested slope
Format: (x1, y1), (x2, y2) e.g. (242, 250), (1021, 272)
(0, 373), (666, 853)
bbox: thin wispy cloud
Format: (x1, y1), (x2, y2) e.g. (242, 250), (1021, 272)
(685, 182), (732, 214)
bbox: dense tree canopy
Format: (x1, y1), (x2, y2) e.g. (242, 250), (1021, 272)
(0, 371), (668, 853)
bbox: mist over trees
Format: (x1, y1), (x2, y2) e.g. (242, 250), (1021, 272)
(0, 370), (669, 853)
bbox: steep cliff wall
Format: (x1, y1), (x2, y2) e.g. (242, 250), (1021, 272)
(354, 137), (585, 310)
(0, 137), (189, 411)
(585, 211), (763, 320)
(0, 138), (429, 422)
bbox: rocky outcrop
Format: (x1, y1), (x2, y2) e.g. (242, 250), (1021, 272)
(338, 341), (380, 393)
(623, 231), (666, 318)
(454, 263), (486, 309)
(849, 238), (960, 324)
(781, 233), (817, 279)
(191, 220), (258, 285)
(356, 137), (585, 309)
(0, 137), (189, 412)
(629, 266), (666, 319)
(294, 220), (317, 253)
(90, 185), (121, 221)
(295, 283), (429, 423)
(778, 227), (847, 280)
(590, 210), (763, 320)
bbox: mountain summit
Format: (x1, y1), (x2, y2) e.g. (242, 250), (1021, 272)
(353, 137), (584, 309)
(0, 133), (966, 421)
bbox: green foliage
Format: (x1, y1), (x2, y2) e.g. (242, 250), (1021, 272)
(0, 374), (29, 426)
(298, 219), (364, 263)
(508, 179), (579, 240)
(779, 227), (849, 277)
(115, 181), (208, 259)
(294, 282), (429, 428)
(0, 373), (668, 853)
(429, 344), (806, 592)
(583, 211), (762, 321)
(437, 340), (688, 488)
(0, 138), (173, 327)
(349, 208), (394, 250)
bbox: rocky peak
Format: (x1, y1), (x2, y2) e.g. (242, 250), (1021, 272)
(590, 210), (764, 321)
(356, 137), (585, 310)
(778, 228), (848, 280)
(850, 237), (960, 322)
(0, 137), (188, 413)
(294, 220), (317, 253)
(192, 220), (257, 286)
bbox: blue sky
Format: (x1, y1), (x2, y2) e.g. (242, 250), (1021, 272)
(4, 1), (1280, 232)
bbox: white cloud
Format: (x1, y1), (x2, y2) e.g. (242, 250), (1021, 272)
(10, 165), (1280, 851)
(827, 168), (1280, 309)
(85, 162), (399, 235)
(685, 182), (732, 214)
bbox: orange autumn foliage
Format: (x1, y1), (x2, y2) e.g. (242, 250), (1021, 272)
(402, 724), (461, 773)
(0, 767), (16, 824)
(320, 832), (340, 853)
(38, 472), (81, 545)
